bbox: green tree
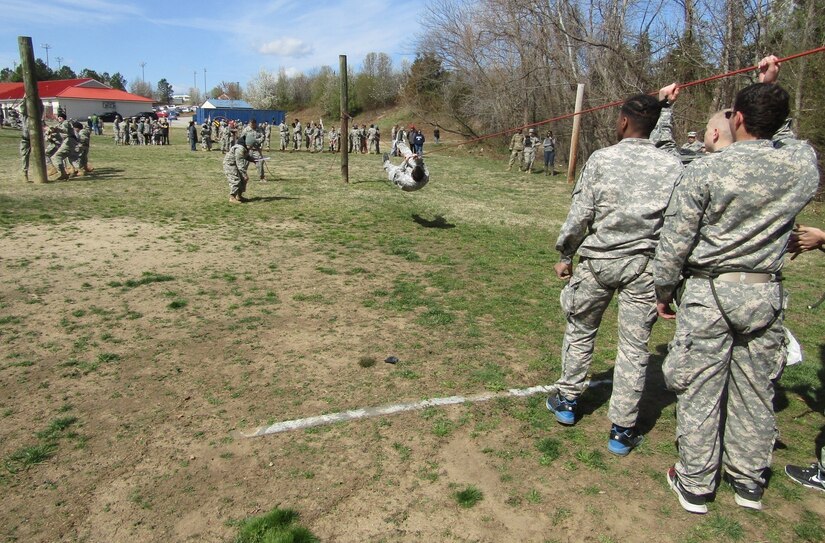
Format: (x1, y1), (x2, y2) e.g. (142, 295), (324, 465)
(109, 72), (127, 90)
(156, 78), (173, 104)
(54, 65), (77, 79)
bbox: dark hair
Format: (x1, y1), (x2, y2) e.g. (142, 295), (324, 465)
(620, 94), (663, 136)
(733, 83), (789, 139)
(411, 166), (425, 182)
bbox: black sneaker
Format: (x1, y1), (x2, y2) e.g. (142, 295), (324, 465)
(730, 479), (763, 510)
(607, 425), (644, 456)
(546, 392), (576, 425)
(667, 467), (707, 514)
(785, 463), (825, 493)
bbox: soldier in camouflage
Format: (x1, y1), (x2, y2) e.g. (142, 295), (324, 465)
(239, 119), (266, 181)
(382, 141), (429, 192)
(51, 109), (78, 180)
(279, 121), (289, 151)
(522, 128), (541, 173)
(784, 225), (825, 494)
(654, 56), (820, 514)
(224, 133), (252, 204)
(507, 129), (525, 171)
(546, 88), (684, 458)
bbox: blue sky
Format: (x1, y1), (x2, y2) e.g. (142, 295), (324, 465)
(1, 0), (427, 94)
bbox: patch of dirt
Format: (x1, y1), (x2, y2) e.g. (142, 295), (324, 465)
(0, 218), (807, 543)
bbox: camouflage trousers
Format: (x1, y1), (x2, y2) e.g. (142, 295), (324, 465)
(508, 149), (523, 170)
(224, 166), (248, 197)
(665, 277), (785, 495)
(280, 134), (287, 151)
(20, 138), (30, 176)
(555, 255), (656, 428)
(523, 148), (536, 172)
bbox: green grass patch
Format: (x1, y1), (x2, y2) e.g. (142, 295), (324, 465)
(108, 272), (175, 289)
(453, 485), (484, 508)
(231, 507), (318, 543)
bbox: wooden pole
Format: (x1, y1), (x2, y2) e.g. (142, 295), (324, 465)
(339, 55), (349, 184)
(18, 36), (47, 184)
(567, 83), (585, 184)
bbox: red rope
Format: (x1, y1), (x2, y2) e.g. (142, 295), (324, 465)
(427, 45), (825, 154)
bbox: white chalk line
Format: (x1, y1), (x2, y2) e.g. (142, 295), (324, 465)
(241, 378), (613, 438)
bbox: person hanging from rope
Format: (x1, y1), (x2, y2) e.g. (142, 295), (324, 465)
(381, 140), (430, 192)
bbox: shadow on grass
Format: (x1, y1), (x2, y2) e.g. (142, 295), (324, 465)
(412, 214), (455, 229)
(247, 196), (300, 203)
(81, 167), (126, 180)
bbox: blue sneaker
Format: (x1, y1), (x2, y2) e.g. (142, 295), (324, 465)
(546, 392), (577, 425)
(608, 424), (644, 456)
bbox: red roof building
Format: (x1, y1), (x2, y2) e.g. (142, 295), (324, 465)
(0, 78), (154, 120)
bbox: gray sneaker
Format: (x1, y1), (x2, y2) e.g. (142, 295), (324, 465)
(667, 467), (707, 514)
(730, 480), (763, 510)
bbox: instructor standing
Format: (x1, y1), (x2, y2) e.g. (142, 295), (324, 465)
(654, 56), (820, 514)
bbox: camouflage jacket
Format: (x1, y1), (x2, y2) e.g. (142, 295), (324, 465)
(556, 138), (684, 265)
(653, 137), (820, 300)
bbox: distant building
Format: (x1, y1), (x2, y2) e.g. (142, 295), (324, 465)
(196, 98), (284, 125)
(0, 78), (154, 119)
(171, 94), (190, 105)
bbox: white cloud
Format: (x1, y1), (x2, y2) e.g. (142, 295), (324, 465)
(258, 38), (314, 58)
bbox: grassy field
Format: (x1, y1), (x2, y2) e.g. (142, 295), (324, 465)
(0, 125), (824, 542)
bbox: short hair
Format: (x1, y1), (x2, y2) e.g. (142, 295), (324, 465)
(411, 166), (425, 182)
(733, 83), (789, 139)
(620, 94), (663, 136)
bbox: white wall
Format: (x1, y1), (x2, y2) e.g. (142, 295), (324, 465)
(57, 99), (151, 120)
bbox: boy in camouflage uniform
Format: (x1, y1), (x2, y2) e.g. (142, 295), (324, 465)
(654, 56), (820, 514)
(546, 88), (684, 458)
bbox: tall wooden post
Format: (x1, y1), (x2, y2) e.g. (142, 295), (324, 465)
(567, 83), (585, 184)
(339, 55), (349, 184)
(18, 36), (47, 184)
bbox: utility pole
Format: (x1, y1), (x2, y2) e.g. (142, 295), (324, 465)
(340, 55), (349, 184)
(41, 43), (51, 68)
(567, 83), (585, 184)
(203, 68), (207, 96)
(193, 71), (197, 90)
(20, 37), (47, 184)
(140, 61), (146, 82)
(56, 56), (63, 69)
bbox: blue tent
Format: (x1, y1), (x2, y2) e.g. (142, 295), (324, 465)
(196, 99), (285, 125)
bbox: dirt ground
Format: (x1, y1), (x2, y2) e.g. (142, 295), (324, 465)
(2, 216), (824, 543)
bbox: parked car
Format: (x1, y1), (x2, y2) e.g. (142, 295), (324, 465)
(98, 111), (121, 122)
(131, 111), (158, 120)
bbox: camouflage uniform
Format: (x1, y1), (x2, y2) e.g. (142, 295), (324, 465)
(507, 132), (525, 171)
(383, 141), (430, 192)
(239, 123), (266, 180)
(367, 125), (377, 153)
(223, 142), (250, 199)
(293, 121), (302, 151)
(554, 138), (683, 427)
(73, 126), (92, 171)
(52, 117), (78, 175)
(653, 137), (819, 497)
(522, 131), (541, 173)
(201, 123), (212, 151)
(279, 122), (289, 151)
